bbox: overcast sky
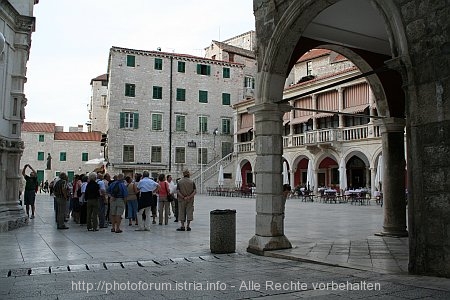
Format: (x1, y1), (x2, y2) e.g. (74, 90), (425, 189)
(24, 0), (255, 130)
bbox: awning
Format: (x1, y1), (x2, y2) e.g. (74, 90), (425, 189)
(314, 112), (335, 119)
(291, 115), (312, 125)
(342, 104), (369, 114)
(235, 127), (253, 135)
(283, 120), (290, 126)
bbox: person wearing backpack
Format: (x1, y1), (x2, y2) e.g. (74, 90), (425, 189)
(54, 172), (69, 229)
(107, 173), (128, 233)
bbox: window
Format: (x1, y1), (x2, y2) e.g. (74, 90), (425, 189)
(175, 115), (186, 131)
(306, 61), (313, 76)
(60, 152), (67, 161)
(37, 152), (44, 161)
(152, 113), (163, 131)
(39, 134), (44, 142)
(125, 83), (135, 97)
(177, 61), (185, 73)
(244, 76), (255, 89)
(222, 93), (231, 105)
(198, 116), (208, 133)
(123, 145), (134, 162)
(82, 153), (89, 162)
(13, 98), (18, 116)
(222, 142), (233, 158)
(151, 146), (162, 163)
(175, 147), (186, 164)
(100, 95), (107, 107)
(222, 118), (231, 134)
(153, 86), (163, 99)
(223, 67), (230, 78)
(229, 53), (235, 62)
(196, 63), (211, 75)
(197, 148), (207, 165)
(176, 88), (186, 101)
(154, 58), (163, 70)
(199, 90), (208, 103)
(120, 112), (139, 129)
(12, 123), (17, 134)
(126, 55), (135, 67)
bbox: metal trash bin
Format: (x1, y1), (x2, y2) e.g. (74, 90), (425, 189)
(210, 209), (236, 254)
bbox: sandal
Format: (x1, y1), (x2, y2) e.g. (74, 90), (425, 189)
(115, 229), (123, 233)
(176, 227), (185, 231)
(186, 227), (191, 231)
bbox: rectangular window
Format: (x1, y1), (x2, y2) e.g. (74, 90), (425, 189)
(152, 113), (162, 131)
(100, 95), (107, 107)
(222, 93), (231, 105)
(151, 146), (162, 163)
(120, 112), (139, 129)
(176, 88), (186, 101)
(175, 147), (186, 164)
(67, 171), (75, 182)
(37, 152), (44, 161)
(153, 86), (163, 99)
(126, 55), (135, 67)
(198, 116), (208, 133)
(175, 115), (186, 131)
(223, 67), (230, 78)
(199, 90), (208, 103)
(221, 118), (231, 134)
(39, 134), (44, 142)
(125, 83), (135, 97)
(306, 61), (313, 76)
(154, 58), (163, 70)
(222, 142), (233, 158)
(60, 152), (67, 161)
(82, 153), (89, 162)
(196, 63), (211, 75)
(197, 148), (207, 165)
(123, 145), (134, 162)
(12, 123), (17, 134)
(177, 61), (185, 73)
(13, 98), (18, 116)
(244, 76), (255, 89)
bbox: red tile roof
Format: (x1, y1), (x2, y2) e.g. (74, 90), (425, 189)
(22, 122), (55, 133)
(285, 66), (358, 91)
(54, 132), (102, 141)
(298, 49), (332, 63)
(90, 74), (108, 84)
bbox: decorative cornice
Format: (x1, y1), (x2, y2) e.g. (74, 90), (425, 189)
(0, 137), (25, 152)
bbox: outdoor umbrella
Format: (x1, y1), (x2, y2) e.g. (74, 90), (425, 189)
(84, 158), (105, 165)
(282, 161), (289, 185)
(235, 164), (242, 188)
(306, 159), (315, 191)
(374, 155), (383, 191)
(218, 164), (224, 187)
(339, 157), (348, 192)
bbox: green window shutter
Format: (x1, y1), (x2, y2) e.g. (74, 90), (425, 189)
(82, 153), (88, 161)
(178, 61), (185, 73)
(223, 67), (230, 78)
(67, 171), (74, 182)
(176, 115), (185, 131)
(199, 90), (208, 103)
(37, 152), (44, 161)
(206, 65), (211, 75)
(196, 64), (201, 74)
(120, 112), (125, 128)
(154, 58), (163, 70)
(222, 119), (231, 134)
(133, 113), (139, 129)
(126, 55), (135, 67)
(153, 86), (162, 99)
(222, 93), (231, 105)
(176, 88), (185, 101)
(152, 114), (162, 130)
(125, 84), (135, 97)
(60, 152), (66, 161)
(38, 134), (44, 142)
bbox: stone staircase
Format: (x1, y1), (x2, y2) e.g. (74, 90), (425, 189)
(192, 152), (234, 193)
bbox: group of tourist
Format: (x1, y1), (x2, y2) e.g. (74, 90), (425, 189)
(21, 164), (196, 232)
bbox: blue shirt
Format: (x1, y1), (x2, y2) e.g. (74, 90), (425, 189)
(137, 177), (158, 192)
(107, 180), (128, 198)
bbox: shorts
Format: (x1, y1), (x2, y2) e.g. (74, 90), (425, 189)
(110, 198), (125, 216)
(24, 190), (36, 205)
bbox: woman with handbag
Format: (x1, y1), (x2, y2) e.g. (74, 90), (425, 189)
(157, 174), (171, 225)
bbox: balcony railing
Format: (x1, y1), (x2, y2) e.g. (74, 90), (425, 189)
(236, 124), (381, 154)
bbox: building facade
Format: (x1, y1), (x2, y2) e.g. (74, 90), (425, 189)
(88, 74), (108, 134)
(0, 0), (38, 232)
(105, 46), (248, 186)
(21, 122), (103, 184)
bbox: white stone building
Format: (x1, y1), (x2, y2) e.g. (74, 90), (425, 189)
(105, 46), (250, 185)
(233, 49), (388, 197)
(88, 74), (108, 134)
(0, 0), (38, 231)
(21, 122), (103, 184)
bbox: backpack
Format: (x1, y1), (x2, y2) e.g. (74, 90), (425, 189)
(54, 180), (66, 198)
(112, 182), (121, 197)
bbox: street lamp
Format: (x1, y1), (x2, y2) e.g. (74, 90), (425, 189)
(213, 128), (219, 160)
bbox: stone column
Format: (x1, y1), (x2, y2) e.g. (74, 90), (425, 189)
(378, 117), (407, 237)
(247, 103), (292, 254)
(370, 167), (376, 199)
